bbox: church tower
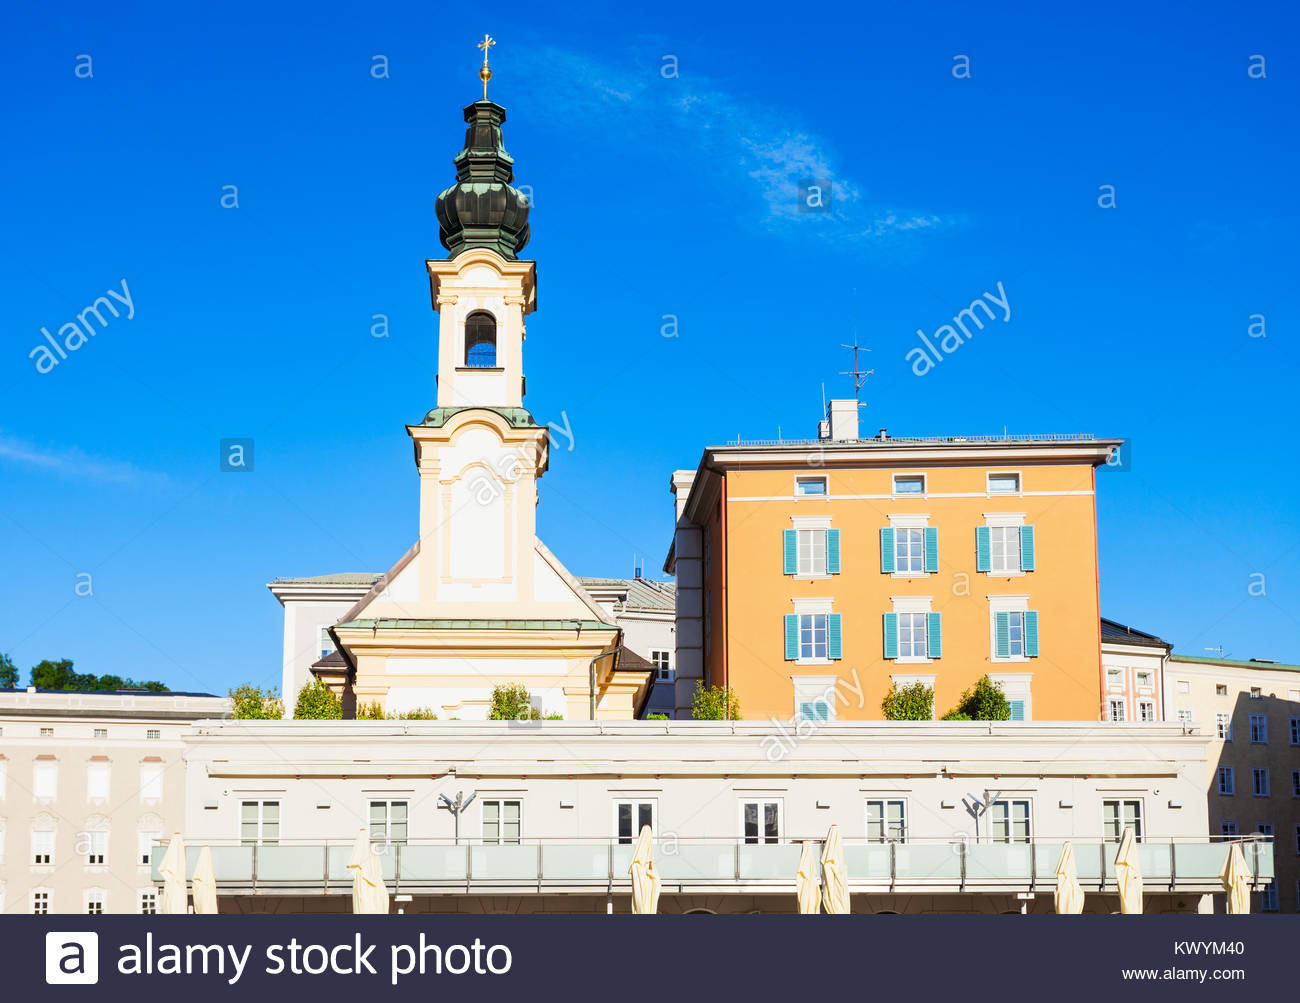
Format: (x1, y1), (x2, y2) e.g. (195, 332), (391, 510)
(324, 41), (652, 721)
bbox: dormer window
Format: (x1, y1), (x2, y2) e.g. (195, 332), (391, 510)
(465, 311), (497, 367)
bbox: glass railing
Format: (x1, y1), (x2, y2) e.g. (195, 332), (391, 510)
(150, 836), (1274, 892)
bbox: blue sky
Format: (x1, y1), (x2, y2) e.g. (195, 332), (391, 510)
(1, 1), (1296, 696)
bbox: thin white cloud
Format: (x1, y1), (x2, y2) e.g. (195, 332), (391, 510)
(0, 433), (167, 487)
(516, 44), (949, 241)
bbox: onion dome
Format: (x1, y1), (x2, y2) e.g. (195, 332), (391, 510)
(434, 101), (531, 259)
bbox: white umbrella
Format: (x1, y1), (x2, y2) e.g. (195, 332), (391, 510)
(629, 824), (661, 914)
(347, 828), (389, 914)
(192, 845), (219, 915)
(158, 832), (188, 915)
(796, 840), (822, 914)
(1220, 842), (1251, 915)
(1114, 826), (1143, 915)
(1053, 841), (1084, 914)
(819, 824), (849, 914)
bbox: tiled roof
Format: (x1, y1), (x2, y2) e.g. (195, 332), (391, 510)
(578, 577), (677, 611)
(272, 573), (383, 586)
(1099, 618), (1170, 648)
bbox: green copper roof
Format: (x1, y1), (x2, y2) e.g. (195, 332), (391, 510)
(435, 101), (531, 260)
(336, 618), (613, 631)
(419, 405), (540, 428)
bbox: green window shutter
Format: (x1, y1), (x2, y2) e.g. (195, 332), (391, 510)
(882, 612), (899, 659)
(784, 614), (799, 660)
(1025, 610), (1040, 657)
(880, 528), (895, 574)
(926, 611), (942, 658)
(976, 526), (991, 572)
(1009, 700), (1025, 721)
(783, 529), (798, 575)
(826, 529), (841, 575)
(924, 527), (939, 573)
(994, 611), (1011, 658)
(1019, 525), (1036, 572)
(828, 613), (843, 659)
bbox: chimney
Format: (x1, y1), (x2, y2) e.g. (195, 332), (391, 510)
(826, 400), (859, 441)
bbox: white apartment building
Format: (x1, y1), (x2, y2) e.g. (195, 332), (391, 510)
(154, 719), (1267, 914)
(0, 688), (230, 914)
(1163, 654), (1300, 913)
(1100, 618), (1171, 723)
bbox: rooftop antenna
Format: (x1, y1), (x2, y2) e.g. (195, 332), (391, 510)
(839, 335), (874, 407)
(1205, 645), (1229, 658)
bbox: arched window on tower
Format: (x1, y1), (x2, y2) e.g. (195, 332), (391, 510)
(465, 311), (497, 367)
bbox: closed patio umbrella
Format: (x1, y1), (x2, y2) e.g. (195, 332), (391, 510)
(796, 840), (822, 914)
(347, 828), (389, 914)
(1053, 841), (1084, 914)
(1220, 842), (1251, 915)
(629, 824), (661, 914)
(820, 824), (849, 914)
(1114, 826), (1143, 915)
(158, 832), (188, 915)
(191, 845), (219, 915)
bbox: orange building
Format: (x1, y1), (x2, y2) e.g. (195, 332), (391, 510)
(665, 402), (1121, 723)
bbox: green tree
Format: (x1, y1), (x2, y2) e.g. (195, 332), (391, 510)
(398, 707), (439, 720)
(489, 683), (541, 720)
(229, 683), (284, 720)
(881, 681), (934, 720)
(691, 682), (740, 720)
(0, 652), (19, 689)
(294, 677), (343, 719)
(943, 675), (1010, 721)
(25, 657), (168, 692)
(645, 712), (669, 721)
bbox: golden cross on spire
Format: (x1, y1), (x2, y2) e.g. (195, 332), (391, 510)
(477, 34), (495, 100)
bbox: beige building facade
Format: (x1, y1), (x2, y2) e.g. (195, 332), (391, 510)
(1163, 654), (1300, 912)
(0, 688), (229, 915)
(152, 719), (1267, 915)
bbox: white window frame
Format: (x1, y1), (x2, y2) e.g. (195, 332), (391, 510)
(86, 761), (110, 802)
(138, 888), (157, 914)
(92, 728), (108, 740)
(33, 761), (57, 800)
(145, 728), (161, 741)
(986, 471), (1022, 496)
(891, 473), (926, 497)
(649, 649), (674, 682)
(1137, 699), (1156, 722)
(240, 799), (280, 845)
(794, 475), (829, 498)
(890, 596), (933, 665)
(1176, 680), (1190, 694)
(983, 512), (1026, 576)
(1216, 712), (1233, 741)
(1253, 767), (1270, 798)
(138, 762), (164, 802)
(791, 516), (831, 579)
(738, 798), (783, 845)
(792, 598), (833, 666)
(481, 799), (522, 845)
(1134, 669), (1154, 689)
(1102, 798), (1144, 842)
(31, 890), (50, 915)
(612, 799), (658, 844)
(865, 798), (907, 843)
(85, 830), (108, 866)
(1218, 766), (1235, 795)
(1250, 713), (1268, 744)
(793, 676), (838, 724)
(989, 798), (1033, 843)
(84, 888), (106, 914)
(989, 595), (1030, 663)
(368, 799), (409, 846)
(1108, 697), (1127, 723)
(31, 829), (55, 866)
(888, 514), (930, 578)
(1176, 709), (1193, 725)
(138, 830), (160, 867)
